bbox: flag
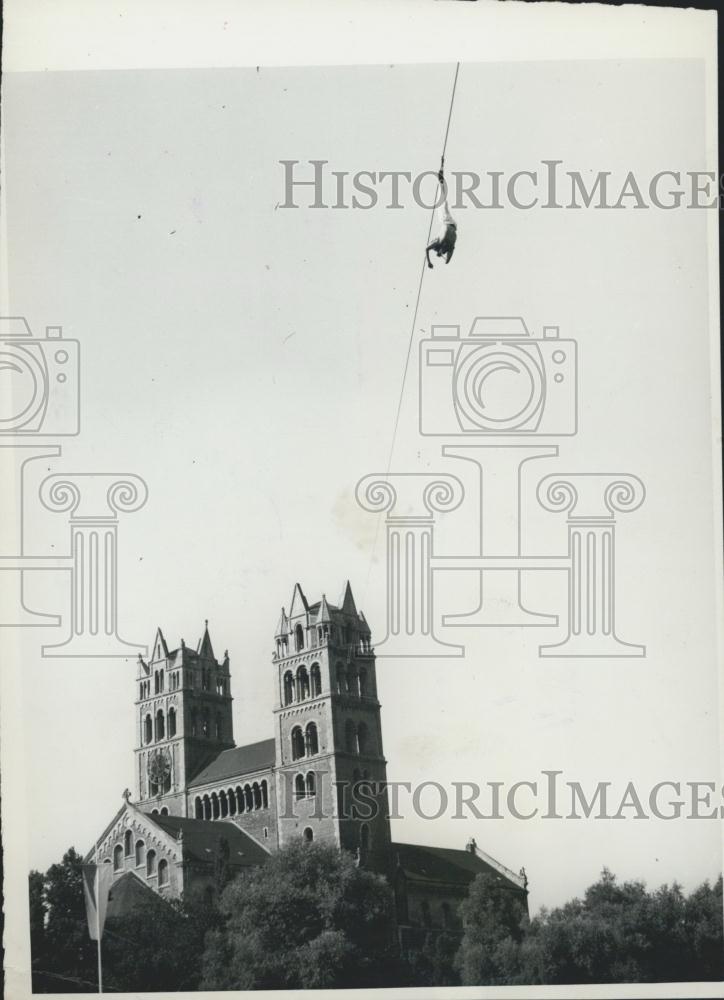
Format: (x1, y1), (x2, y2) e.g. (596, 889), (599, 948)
(82, 862), (113, 941)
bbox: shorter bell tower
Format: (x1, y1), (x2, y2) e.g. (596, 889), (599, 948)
(135, 622), (233, 816)
(273, 582), (391, 869)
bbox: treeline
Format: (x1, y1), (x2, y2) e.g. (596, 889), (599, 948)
(454, 866), (724, 985)
(29, 844), (723, 991)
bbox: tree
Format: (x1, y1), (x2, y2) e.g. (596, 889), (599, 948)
(456, 868), (724, 986)
(102, 890), (221, 992)
(36, 848), (97, 991)
(213, 835), (232, 894)
(403, 930), (461, 987)
(684, 876), (724, 981)
(454, 872), (528, 985)
(201, 839), (397, 990)
(28, 846), (223, 993)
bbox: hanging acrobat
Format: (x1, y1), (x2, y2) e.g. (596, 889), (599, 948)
(425, 159), (457, 269)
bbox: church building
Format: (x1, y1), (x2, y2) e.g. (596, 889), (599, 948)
(88, 581), (528, 934)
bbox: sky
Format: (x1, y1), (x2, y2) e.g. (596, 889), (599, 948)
(2, 58), (721, 915)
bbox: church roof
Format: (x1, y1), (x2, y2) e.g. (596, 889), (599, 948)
(391, 842), (525, 893)
(151, 815), (270, 866)
(187, 738), (276, 788)
(106, 870), (160, 920)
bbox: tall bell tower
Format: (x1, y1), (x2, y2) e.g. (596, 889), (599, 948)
(135, 623), (234, 816)
(272, 582), (391, 869)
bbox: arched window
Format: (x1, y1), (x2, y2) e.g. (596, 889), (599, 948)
(261, 779), (269, 809)
(158, 859), (169, 886)
(160, 806), (169, 816)
(146, 849), (157, 876)
(291, 726), (305, 760)
(144, 715), (152, 745)
(228, 788), (236, 816)
(310, 663), (321, 697)
(211, 792), (220, 819)
(305, 722), (318, 756)
(190, 709), (198, 738)
(244, 784), (253, 811)
(215, 713), (222, 741)
(154, 671), (160, 695)
(336, 665), (347, 695)
(220, 790), (228, 817)
(295, 774), (305, 800)
(253, 782), (262, 809)
(296, 665), (310, 701)
(236, 786), (244, 813)
(347, 671), (359, 697)
(283, 671), (295, 705)
(203, 795), (211, 820)
(357, 722), (368, 755)
(113, 844), (123, 871)
(345, 719), (356, 754)
(306, 772), (316, 798)
(421, 899), (432, 927)
(360, 823), (370, 851)
(155, 709), (165, 741)
(303, 827), (314, 843)
(195, 797), (203, 819)
(135, 840), (145, 867)
(168, 708), (176, 737)
(124, 830), (133, 856)
(358, 668), (367, 698)
(202, 709), (210, 737)
(151, 809), (159, 816)
(295, 624), (305, 651)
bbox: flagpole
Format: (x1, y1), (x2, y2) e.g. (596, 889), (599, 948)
(95, 838), (103, 994)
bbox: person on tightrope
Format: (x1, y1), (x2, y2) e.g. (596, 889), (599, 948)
(426, 167), (457, 268)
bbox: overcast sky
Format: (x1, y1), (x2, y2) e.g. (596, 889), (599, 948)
(3, 58), (721, 914)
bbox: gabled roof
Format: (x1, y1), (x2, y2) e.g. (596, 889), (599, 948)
(391, 842), (525, 892)
(151, 627), (169, 661)
(187, 738), (276, 788)
(106, 871), (161, 921)
(152, 816), (270, 866)
(288, 582), (309, 618)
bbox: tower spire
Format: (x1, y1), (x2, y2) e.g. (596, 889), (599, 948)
(340, 580), (357, 616)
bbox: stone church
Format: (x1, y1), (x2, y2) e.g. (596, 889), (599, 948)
(88, 581), (528, 934)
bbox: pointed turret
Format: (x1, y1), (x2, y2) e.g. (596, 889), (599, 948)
(289, 582), (309, 618)
(317, 594), (332, 624)
(197, 619), (214, 659)
(340, 580), (357, 616)
(275, 607), (289, 637)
